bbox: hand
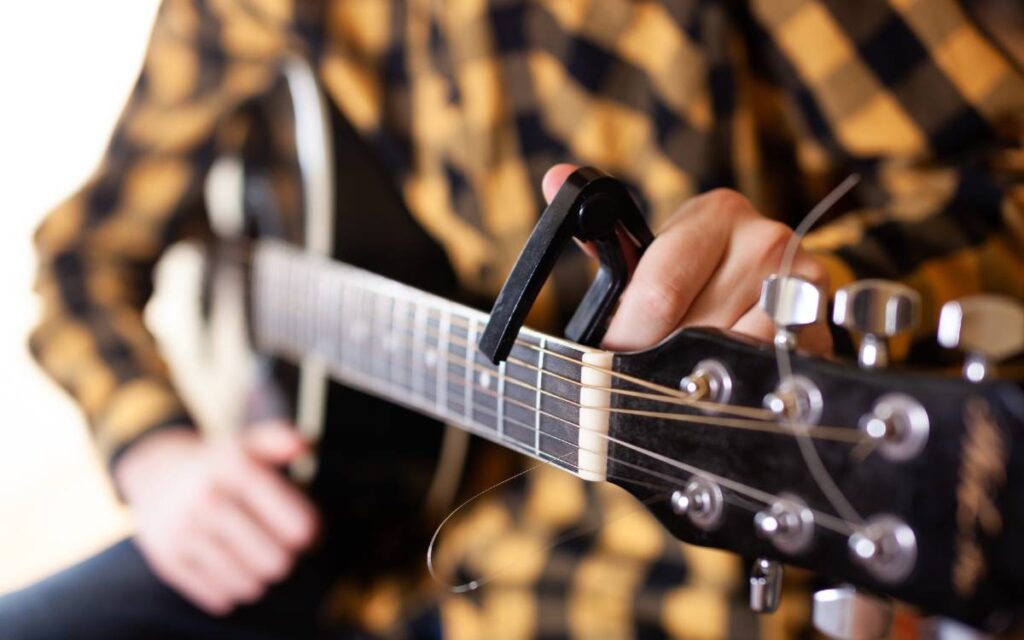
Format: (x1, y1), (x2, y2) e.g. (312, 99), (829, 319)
(114, 422), (319, 615)
(542, 164), (832, 354)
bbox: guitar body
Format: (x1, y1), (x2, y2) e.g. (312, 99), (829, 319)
(205, 62), (459, 580)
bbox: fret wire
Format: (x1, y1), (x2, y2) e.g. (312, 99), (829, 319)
(389, 292), (401, 391)
(337, 274), (350, 368)
(463, 316), (476, 423)
(437, 307), (450, 415)
(535, 337), (546, 458)
(497, 360), (506, 442)
(413, 299), (427, 399)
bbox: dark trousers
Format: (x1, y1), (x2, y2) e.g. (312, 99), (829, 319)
(0, 538), (375, 640)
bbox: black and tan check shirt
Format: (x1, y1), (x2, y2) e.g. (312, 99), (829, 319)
(30, 1), (1024, 636)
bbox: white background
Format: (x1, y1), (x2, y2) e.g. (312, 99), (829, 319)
(0, 1), (162, 593)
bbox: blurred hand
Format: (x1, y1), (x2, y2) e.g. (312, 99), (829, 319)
(114, 422), (319, 615)
(542, 164), (832, 354)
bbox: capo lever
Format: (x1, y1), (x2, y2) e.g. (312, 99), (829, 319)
(479, 167), (654, 364)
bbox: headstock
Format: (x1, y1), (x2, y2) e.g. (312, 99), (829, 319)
(604, 282), (1024, 634)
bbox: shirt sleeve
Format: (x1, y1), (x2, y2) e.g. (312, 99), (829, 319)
(29, 0), (289, 467)
(803, 158), (1024, 344)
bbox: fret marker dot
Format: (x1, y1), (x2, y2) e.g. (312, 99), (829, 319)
(478, 371), (492, 389)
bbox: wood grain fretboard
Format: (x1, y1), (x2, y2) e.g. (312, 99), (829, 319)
(252, 239), (613, 481)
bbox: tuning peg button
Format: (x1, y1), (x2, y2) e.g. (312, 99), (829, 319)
(937, 294), (1024, 382)
(759, 274), (826, 350)
(833, 280), (921, 369)
(813, 585), (893, 640)
(749, 558), (783, 614)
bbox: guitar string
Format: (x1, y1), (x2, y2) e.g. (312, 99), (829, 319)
(425, 448), (673, 593)
(264, 251), (776, 420)
(354, 322), (864, 444)
(325, 345), (854, 536)
(303, 313), (861, 532)
(773, 174), (864, 526)
(402, 321), (771, 419)
(263, 249), (866, 524)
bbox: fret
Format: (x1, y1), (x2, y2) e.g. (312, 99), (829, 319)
(463, 317), (476, 423)
(502, 337), (541, 455)
(470, 332), (499, 433)
(445, 312), (468, 417)
(422, 307), (441, 409)
(371, 291), (388, 386)
(534, 337), (545, 458)
(536, 339), (583, 474)
(496, 360), (506, 441)
(285, 252), (300, 353)
(332, 276), (346, 375)
(251, 240), (597, 479)
(412, 301), (427, 400)
(353, 285), (373, 376)
(437, 308), (450, 415)
(388, 292), (401, 391)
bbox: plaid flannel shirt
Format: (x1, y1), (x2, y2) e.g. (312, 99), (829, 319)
(30, 1), (1024, 636)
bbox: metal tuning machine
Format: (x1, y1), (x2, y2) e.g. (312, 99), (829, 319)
(813, 585), (893, 640)
(478, 167), (654, 362)
(759, 274), (826, 350)
(937, 294), (1024, 382)
(759, 275), (827, 423)
(833, 280), (920, 369)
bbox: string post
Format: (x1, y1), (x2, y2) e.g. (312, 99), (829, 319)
(678, 359), (732, 404)
(754, 495), (815, 554)
(847, 515), (917, 585)
(857, 393), (929, 462)
(671, 477), (724, 531)
(763, 375), (823, 425)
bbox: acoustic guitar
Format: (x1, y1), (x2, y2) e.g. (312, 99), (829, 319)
(202, 59), (1024, 637)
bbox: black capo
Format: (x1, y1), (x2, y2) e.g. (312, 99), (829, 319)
(479, 167), (655, 364)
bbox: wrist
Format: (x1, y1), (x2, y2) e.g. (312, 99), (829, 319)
(113, 426), (201, 504)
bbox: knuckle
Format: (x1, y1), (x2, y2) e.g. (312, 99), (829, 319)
(631, 279), (685, 330)
(801, 258), (829, 287)
(703, 188), (753, 218)
(264, 551), (293, 581)
(756, 221), (796, 264)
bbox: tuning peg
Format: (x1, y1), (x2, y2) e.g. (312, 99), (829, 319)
(937, 294), (1024, 382)
(749, 558), (783, 613)
(833, 280), (921, 369)
(813, 585), (893, 640)
(759, 274), (826, 350)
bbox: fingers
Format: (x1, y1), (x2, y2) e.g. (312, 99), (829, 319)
(241, 421), (308, 465)
(542, 163), (579, 202)
(208, 499), (292, 583)
(602, 193), (733, 350)
(223, 454), (319, 551)
(181, 536), (263, 606)
(149, 552), (234, 615)
(539, 165), (834, 354)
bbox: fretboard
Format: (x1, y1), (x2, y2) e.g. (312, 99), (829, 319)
(252, 239), (612, 481)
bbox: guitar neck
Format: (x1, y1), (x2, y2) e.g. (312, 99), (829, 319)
(251, 239), (613, 481)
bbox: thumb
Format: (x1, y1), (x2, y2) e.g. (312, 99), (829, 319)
(241, 420), (308, 465)
(541, 163), (579, 204)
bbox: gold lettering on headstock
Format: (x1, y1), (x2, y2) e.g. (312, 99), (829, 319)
(953, 398), (1007, 597)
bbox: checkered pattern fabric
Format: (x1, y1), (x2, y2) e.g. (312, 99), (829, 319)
(29, 1), (1024, 636)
